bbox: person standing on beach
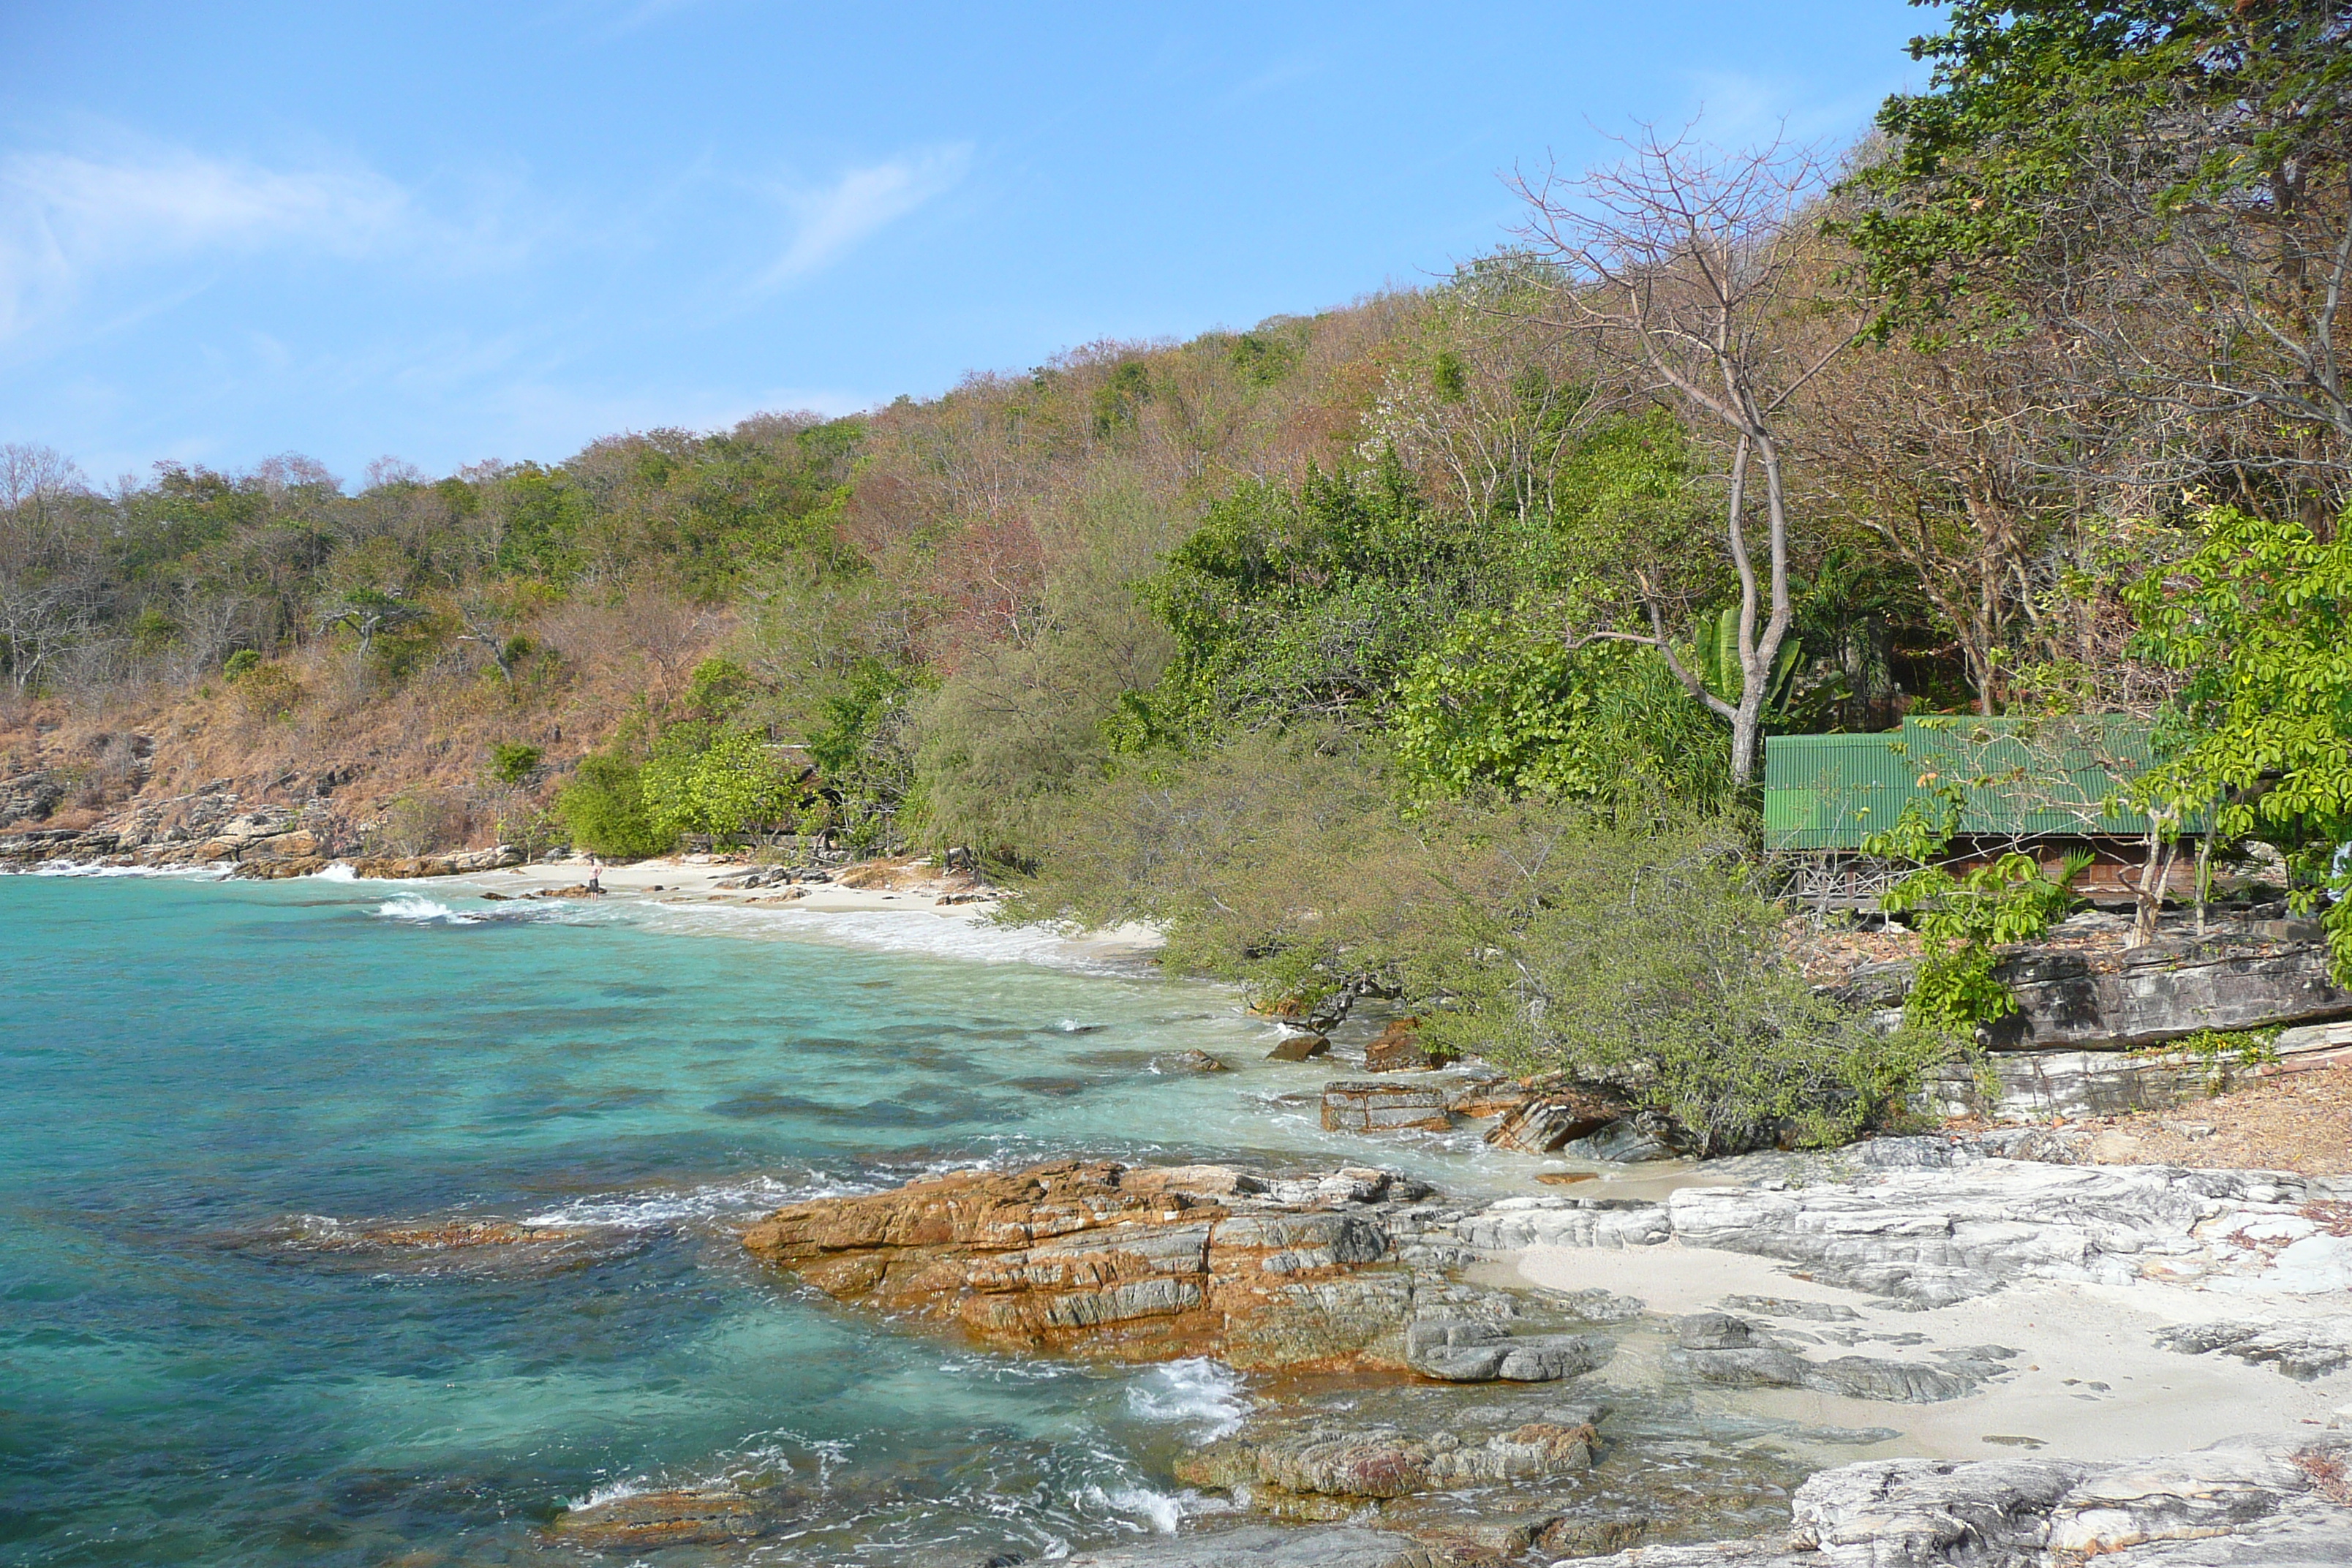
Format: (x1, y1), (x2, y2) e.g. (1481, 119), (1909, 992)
(587, 856), (602, 895)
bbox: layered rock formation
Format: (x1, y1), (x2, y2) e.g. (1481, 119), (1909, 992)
(1543, 1439), (2352, 1568)
(1060, 1441), (2352, 1568)
(0, 773), (524, 876)
(742, 1158), (1551, 1372)
(1991, 938), (2352, 1052)
(0, 782), (360, 872)
(1322, 1082), (1452, 1134)
(1665, 1310), (2017, 1402)
(1458, 1135), (2352, 1307)
(1175, 1417), (1599, 1520)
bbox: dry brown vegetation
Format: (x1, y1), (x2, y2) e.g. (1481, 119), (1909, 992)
(2079, 1065), (2352, 1177)
(0, 587), (734, 843)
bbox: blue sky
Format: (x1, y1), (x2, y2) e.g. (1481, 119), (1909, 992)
(0, 1), (1932, 487)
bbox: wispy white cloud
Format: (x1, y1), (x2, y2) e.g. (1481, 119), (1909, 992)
(0, 138), (519, 347)
(6, 147), (410, 257)
(1678, 67), (1893, 152)
(756, 146), (971, 290)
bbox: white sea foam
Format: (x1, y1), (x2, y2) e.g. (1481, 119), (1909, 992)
(1076, 1482), (1229, 1534)
(516, 1173), (850, 1231)
(307, 862), (357, 882)
(372, 894), (479, 924)
(31, 859), (232, 880)
(566, 1476), (652, 1510)
(1125, 1357), (1248, 1439)
(629, 900), (1140, 973)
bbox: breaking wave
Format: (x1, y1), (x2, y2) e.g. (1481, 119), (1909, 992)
(372, 894), (479, 924)
(1126, 1357), (1250, 1439)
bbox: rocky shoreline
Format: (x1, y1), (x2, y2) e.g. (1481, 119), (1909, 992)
(533, 1137), (2352, 1564)
(15, 808), (2352, 1564)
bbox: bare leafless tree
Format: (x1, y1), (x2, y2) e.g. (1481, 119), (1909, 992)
(0, 445), (100, 696)
(1362, 257), (1608, 524)
(1793, 335), (2095, 712)
(456, 596), (522, 687)
(1512, 126), (1863, 784)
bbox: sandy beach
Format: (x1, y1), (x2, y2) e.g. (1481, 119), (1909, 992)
(452, 851), (1170, 963)
(1509, 1235), (2352, 1463)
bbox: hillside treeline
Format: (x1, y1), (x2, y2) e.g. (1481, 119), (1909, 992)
(5, 1), (2347, 1148)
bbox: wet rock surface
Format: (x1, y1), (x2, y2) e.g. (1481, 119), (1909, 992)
(1269, 1033), (1334, 1063)
(1484, 1096), (1621, 1156)
(1323, 1082), (1453, 1134)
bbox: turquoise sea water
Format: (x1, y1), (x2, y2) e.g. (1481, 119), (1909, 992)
(0, 872), (1523, 1567)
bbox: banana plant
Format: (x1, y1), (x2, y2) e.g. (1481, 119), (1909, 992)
(1691, 606), (1801, 722)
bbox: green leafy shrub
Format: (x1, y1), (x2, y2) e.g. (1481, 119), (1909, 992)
(641, 727), (801, 844)
(1416, 808), (1956, 1155)
(230, 662), (303, 723)
(554, 753), (671, 859)
(222, 649), (262, 681)
(1393, 614), (1730, 808)
(2141, 1027), (2282, 1093)
(1865, 800), (2087, 1037)
(1017, 738), (1947, 1154)
(489, 742), (543, 787)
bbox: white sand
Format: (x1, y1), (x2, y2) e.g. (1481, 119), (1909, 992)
(1509, 1241), (2352, 1460)
(440, 854), (1168, 965)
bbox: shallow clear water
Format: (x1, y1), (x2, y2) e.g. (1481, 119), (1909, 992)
(0, 872), (1526, 1567)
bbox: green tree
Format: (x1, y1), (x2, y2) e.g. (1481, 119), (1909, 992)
(641, 727), (802, 844)
(1131, 456), (1491, 740)
(2125, 505), (2352, 977)
(1847, 1), (2352, 511)
(554, 754), (671, 859)
(489, 742), (543, 786)
(1392, 614), (1730, 808)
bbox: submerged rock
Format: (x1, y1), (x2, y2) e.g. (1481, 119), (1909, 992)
(740, 1158), (1459, 1370)
(1267, 1033), (1332, 1063)
(1321, 1082), (1452, 1134)
(1060, 1524), (1437, 1567)
(547, 1485), (774, 1548)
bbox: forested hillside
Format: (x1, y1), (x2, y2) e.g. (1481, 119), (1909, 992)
(6, 1), (2348, 1147)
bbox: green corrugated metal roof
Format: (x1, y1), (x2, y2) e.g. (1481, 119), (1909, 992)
(1765, 717), (2185, 851)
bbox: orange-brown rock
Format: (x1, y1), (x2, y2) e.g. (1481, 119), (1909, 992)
(1484, 1096), (1622, 1156)
(547, 1487), (769, 1548)
(1364, 1018), (1459, 1072)
(741, 1159), (1425, 1370)
(1445, 1081), (1537, 1120)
